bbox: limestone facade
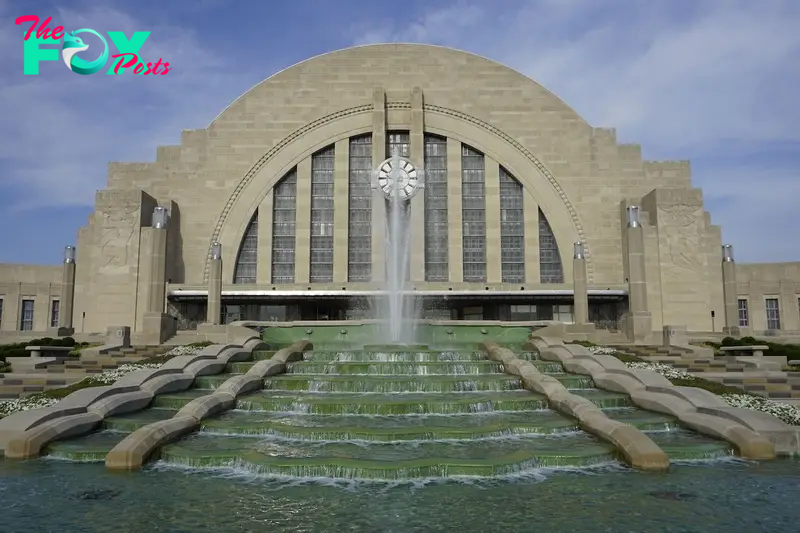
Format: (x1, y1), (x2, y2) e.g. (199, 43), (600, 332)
(0, 44), (798, 338)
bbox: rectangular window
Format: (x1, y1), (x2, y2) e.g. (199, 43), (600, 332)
(553, 304), (574, 323)
(50, 300), (60, 328)
(765, 298), (781, 330)
(737, 299), (749, 327)
(461, 145), (486, 282)
(348, 135), (373, 281)
(0, 298), (3, 329)
(20, 299), (34, 331)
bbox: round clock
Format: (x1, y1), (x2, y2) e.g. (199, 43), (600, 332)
(376, 156), (421, 200)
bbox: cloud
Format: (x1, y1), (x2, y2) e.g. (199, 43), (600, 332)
(352, 0), (800, 261)
(0, 2), (262, 210)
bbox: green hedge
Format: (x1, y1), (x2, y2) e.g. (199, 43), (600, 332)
(712, 336), (800, 362)
(0, 337), (90, 362)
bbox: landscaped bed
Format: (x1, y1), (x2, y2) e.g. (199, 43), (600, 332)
(0, 342), (213, 418)
(578, 343), (800, 426)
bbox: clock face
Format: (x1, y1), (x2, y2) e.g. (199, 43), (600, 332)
(377, 157), (420, 200)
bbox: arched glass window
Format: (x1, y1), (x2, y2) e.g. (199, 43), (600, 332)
(461, 144), (486, 282)
(423, 134), (448, 282)
(271, 169), (297, 284)
(233, 212), (258, 284)
(499, 168), (524, 283)
(539, 209), (563, 283)
(348, 135), (372, 281)
(310, 145), (335, 283)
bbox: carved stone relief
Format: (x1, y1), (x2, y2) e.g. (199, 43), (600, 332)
(95, 192), (141, 275)
(658, 203), (705, 280)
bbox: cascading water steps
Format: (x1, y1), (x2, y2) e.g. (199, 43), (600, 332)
(45, 408), (177, 462)
(44, 344), (736, 478)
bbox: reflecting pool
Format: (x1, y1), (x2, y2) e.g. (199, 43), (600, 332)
(1, 458), (798, 532)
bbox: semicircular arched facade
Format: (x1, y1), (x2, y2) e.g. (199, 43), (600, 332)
(58, 43), (737, 334)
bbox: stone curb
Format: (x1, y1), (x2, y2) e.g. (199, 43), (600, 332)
(0, 335), (264, 459)
(481, 342), (670, 471)
(527, 337), (791, 458)
(104, 340), (312, 471)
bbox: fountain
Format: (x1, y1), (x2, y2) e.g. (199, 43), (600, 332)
(2, 157), (797, 531)
(373, 149), (423, 344)
(3, 326), (799, 531)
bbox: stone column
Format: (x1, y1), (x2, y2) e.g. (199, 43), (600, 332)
(57, 245), (76, 335)
(256, 192), (274, 284)
(408, 87), (426, 283)
(622, 206), (652, 342)
(721, 244), (741, 336)
(207, 241), (223, 325)
(370, 87), (387, 283)
(141, 207), (174, 343)
(572, 241), (589, 324)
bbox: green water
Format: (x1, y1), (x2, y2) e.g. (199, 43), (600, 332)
(2, 459), (799, 532)
(46, 346), (737, 475)
(17, 344), (799, 530)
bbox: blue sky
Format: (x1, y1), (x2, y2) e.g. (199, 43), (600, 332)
(1, 0), (798, 265)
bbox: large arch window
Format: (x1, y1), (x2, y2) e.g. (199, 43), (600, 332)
(310, 145), (335, 283)
(348, 134), (373, 281)
(233, 212), (258, 284)
(499, 168), (524, 283)
(271, 169), (297, 284)
(539, 208), (563, 283)
(424, 134), (448, 282)
(461, 144), (486, 282)
(386, 131), (411, 281)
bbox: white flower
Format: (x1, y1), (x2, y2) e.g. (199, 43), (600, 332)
(625, 361), (697, 381)
(587, 346), (618, 356)
(720, 393), (800, 426)
(164, 345), (205, 357)
(0, 344), (203, 418)
(0, 395), (58, 416)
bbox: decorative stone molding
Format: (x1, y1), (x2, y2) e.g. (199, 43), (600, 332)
(0, 335), (264, 459)
(481, 341), (669, 471)
(526, 336), (794, 457)
(205, 103), (589, 283)
(105, 340), (311, 471)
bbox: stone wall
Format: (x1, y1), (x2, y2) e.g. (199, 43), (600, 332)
(736, 263), (800, 332)
(0, 264), (61, 332)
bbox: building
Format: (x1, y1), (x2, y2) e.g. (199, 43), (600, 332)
(1, 44), (799, 340)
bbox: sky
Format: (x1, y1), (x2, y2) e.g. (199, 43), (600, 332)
(1, 0), (798, 265)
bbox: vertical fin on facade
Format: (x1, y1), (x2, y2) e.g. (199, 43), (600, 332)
(386, 131), (411, 281)
(539, 208), (564, 283)
(233, 212), (258, 284)
(348, 134), (373, 282)
(271, 168), (298, 284)
(310, 145), (335, 283)
(461, 144), (487, 283)
(499, 168), (525, 283)
(424, 134), (449, 282)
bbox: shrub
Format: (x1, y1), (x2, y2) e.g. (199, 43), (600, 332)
(714, 336), (800, 362)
